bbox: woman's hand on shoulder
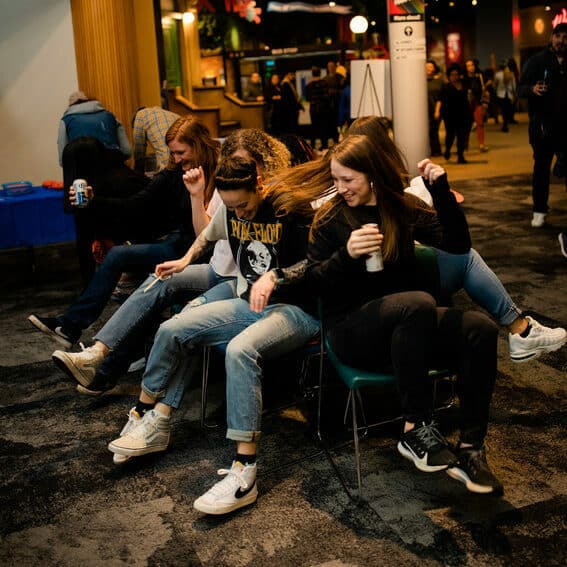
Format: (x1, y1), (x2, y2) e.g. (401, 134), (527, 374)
(182, 166), (206, 201)
(417, 159), (446, 184)
(346, 225), (383, 259)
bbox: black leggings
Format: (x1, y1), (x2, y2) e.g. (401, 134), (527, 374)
(328, 291), (498, 446)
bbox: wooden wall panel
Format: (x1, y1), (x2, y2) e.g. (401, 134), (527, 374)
(70, 0), (141, 143)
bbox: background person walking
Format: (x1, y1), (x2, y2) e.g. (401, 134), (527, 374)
(517, 23), (567, 228)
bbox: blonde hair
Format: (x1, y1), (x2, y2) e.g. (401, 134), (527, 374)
(220, 128), (290, 179)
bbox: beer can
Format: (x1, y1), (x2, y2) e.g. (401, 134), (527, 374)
(363, 223), (384, 272)
(73, 178), (88, 207)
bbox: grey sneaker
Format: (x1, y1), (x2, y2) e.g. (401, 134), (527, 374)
(28, 314), (79, 349)
(52, 345), (106, 387)
(108, 409), (170, 457)
(509, 316), (566, 363)
(193, 461), (258, 515)
(112, 408), (142, 464)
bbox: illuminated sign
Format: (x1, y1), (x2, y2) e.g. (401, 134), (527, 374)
(552, 8), (567, 28)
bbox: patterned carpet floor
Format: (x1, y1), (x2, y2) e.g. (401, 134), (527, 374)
(0, 173), (565, 566)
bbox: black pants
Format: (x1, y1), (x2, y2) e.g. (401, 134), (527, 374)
(529, 123), (567, 213)
(444, 120), (468, 159)
(328, 291), (498, 446)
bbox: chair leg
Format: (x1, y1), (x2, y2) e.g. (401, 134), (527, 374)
(316, 349), (325, 442)
(351, 389), (363, 499)
(200, 345), (218, 429)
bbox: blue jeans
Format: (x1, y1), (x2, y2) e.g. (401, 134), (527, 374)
(140, 298), (319, 441)
(60, 233), (184, 335)
(435, 248), (522, 327)
(95, 264), (236, 378)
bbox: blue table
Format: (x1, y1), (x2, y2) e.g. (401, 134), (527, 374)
(0, 187), (76, 249)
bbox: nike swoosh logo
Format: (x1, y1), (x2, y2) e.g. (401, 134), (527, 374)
(235, 481), (256, 499)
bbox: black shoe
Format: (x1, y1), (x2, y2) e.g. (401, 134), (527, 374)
(28, 314), (79, 349)
(457, 156), (468, 164)
(501, 126), (509, 132)
(76, 372), (118, 396)
(444, 151), (451, 161)
(397, 421), (457, 472)
(447, 446), (503, 495)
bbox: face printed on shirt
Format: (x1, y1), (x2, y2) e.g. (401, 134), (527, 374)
(245, 240), (271, 274)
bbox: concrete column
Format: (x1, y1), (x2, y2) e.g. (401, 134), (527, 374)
(387, 3), (428, 176)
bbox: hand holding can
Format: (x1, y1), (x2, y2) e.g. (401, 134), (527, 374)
(72, 178), (89, 207)
(363, 223), (384, 272)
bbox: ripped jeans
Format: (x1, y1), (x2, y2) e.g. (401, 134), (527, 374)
(94, 263), (236, 379)
(140, 298), (319, 439)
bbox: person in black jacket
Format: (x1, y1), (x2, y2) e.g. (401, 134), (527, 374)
(264, 131), (503, 494)
(61, 136), (152, 283)
(28, 116), (220, 349)
(437, 64), (471, 163)
(303, 134), (503, 495)
(305, 66), (332, 150)
(517, 22), (567, 228)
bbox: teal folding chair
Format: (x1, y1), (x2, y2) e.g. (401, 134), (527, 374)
(316, 245), (456, 500)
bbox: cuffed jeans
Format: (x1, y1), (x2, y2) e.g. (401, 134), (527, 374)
(60, 232), (184, 335)
(435, 247), (522, 326)
(94, 264), (236, 378)
(140, 298), (319, 441)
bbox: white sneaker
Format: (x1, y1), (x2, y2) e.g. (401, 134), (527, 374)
(112, 408), (142, 464)
(108, 409), (170, 457)
(52, 345), (105, 387)
(531, 212), (546, 228)
(509, 316), (567, 362)
(193, 461), (258, 515)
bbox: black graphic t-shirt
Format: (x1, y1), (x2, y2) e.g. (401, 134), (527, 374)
(204, 198), (311, 309)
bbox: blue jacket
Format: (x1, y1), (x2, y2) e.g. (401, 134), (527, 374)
(58, 100), (131, 165)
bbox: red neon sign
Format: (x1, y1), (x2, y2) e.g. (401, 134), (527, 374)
(552, 8), (567, 28)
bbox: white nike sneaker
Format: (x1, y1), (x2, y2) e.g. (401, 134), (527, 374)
(193, 461), (258, 515)
(509, 316), (566, 363)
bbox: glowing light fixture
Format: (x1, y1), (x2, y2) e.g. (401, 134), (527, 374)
(183, 11), (195, 24)
(534, 18), (545, 34)
(350, 15), (369, 34)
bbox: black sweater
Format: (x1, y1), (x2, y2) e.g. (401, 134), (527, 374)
(307, 175), (471, 323)
(88, 167), (197, 253)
